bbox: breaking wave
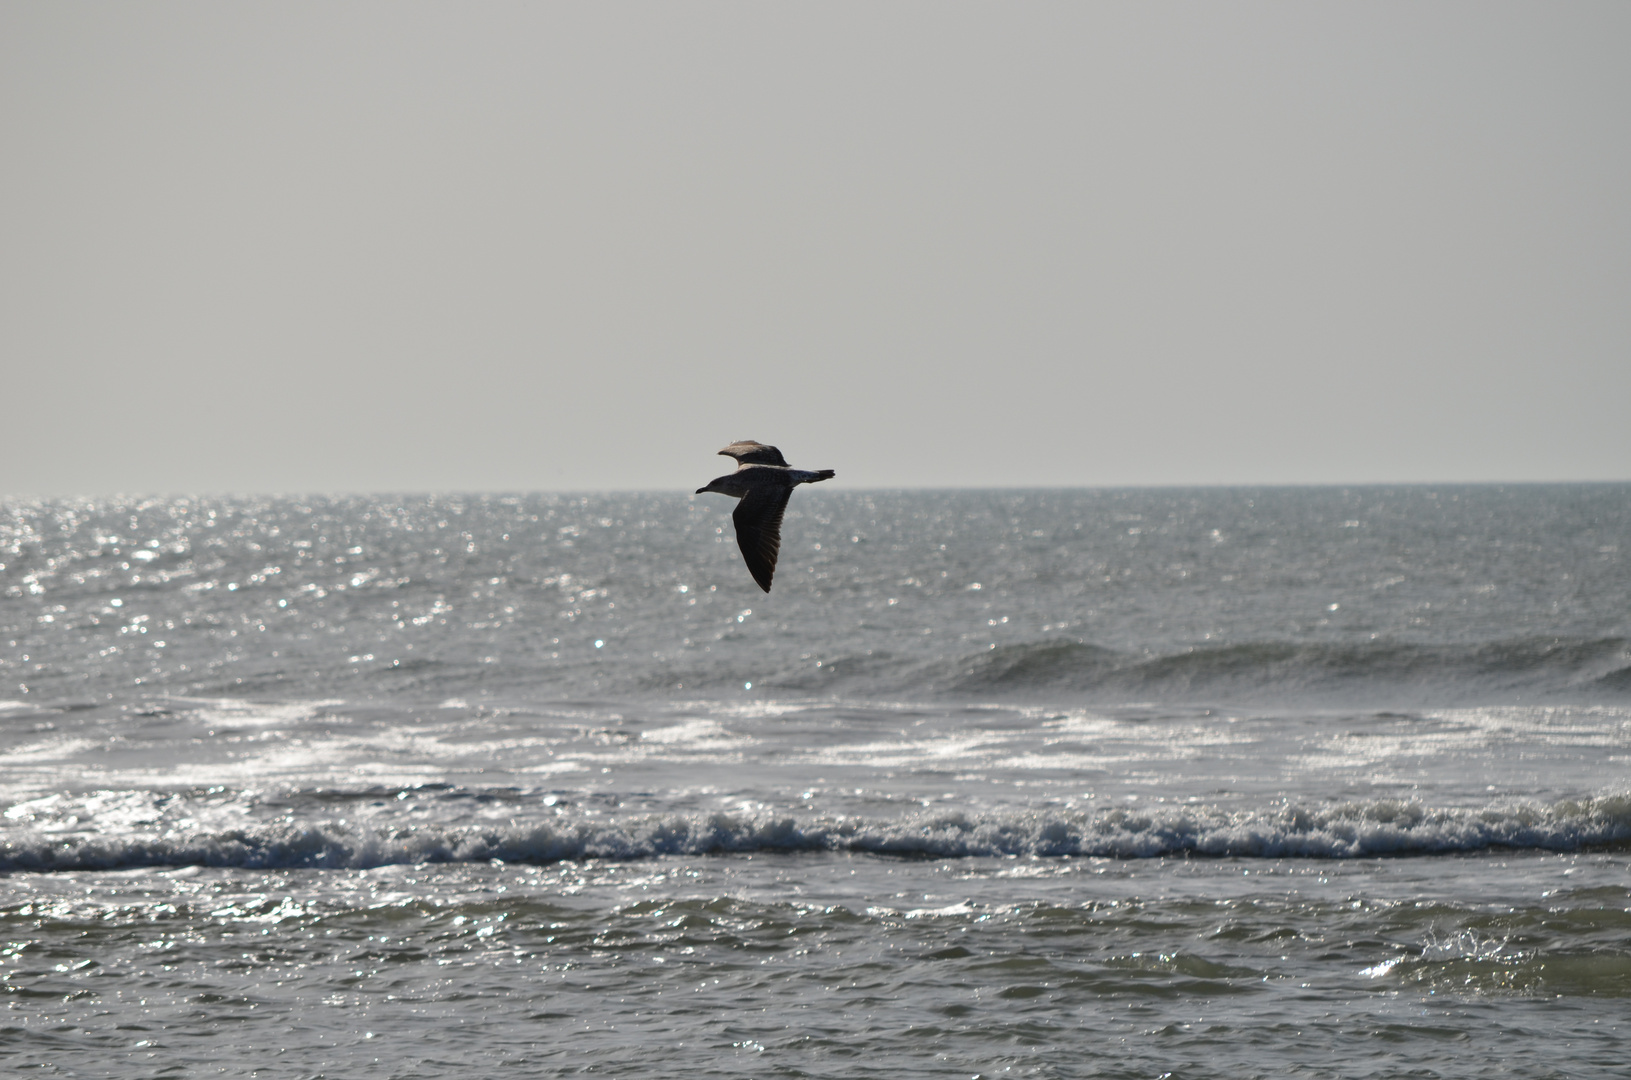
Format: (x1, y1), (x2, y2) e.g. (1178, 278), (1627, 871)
(5, 794), (1628, 872)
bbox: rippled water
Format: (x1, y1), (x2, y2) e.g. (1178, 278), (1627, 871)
(3, 486), (1629, 1076)
(5, 854), (1629, 1078)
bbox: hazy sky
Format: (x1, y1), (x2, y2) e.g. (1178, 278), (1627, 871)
(3, 2), (1628, 494)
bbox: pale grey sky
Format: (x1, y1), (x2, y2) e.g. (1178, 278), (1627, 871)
(3, 2), (1627, 494)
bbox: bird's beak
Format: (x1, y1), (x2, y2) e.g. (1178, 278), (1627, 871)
(694, 487), (708, 495)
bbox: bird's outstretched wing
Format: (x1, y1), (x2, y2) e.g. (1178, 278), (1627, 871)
(732, 487), (792, 593)
(719, 440), (789, 467)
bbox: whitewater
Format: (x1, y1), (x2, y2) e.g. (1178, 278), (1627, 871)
(2, 485), (1628, 1077)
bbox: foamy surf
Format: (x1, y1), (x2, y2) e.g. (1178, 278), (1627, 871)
(5, 792), (1627, 871)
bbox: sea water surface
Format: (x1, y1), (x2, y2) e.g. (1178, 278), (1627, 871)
(2, 486), (1629, 1077)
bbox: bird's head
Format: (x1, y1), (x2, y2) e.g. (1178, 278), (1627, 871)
(696, 474), (743, 497)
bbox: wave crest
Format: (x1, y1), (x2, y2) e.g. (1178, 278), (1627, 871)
(4, 794), (1627, 872)
(924, 636), (1631, 700)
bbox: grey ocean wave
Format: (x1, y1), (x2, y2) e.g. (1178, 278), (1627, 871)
(675, 635), (1631, 701)
(6, 793), (1629, 871)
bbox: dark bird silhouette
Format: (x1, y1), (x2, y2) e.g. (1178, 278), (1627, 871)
(695, 441), (835, 592)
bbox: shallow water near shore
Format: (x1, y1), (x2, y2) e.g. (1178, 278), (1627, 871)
(2, 851), (1629, 1078)
(3, 486), (1629, 1076)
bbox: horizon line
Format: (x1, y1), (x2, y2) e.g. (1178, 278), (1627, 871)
(5, 478), (1630, 502)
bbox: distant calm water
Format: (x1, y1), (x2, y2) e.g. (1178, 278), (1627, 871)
(3, 486), (1629, 1078)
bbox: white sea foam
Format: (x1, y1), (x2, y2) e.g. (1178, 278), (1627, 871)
(3, 793), (1626, 871)
(2, 737), (103, 763)
(639, 719), (746, 745)
(182, 698), (347, 728)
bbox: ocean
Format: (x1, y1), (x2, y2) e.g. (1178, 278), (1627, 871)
(2, 485), (1628, 1078)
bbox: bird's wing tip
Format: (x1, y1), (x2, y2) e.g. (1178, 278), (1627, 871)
(719, 441), (790, 467)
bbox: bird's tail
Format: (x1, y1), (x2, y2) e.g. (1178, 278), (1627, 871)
(812, 469), (835, 482)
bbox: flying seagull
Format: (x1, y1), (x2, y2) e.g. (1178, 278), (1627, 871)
(695, 441), (835, 592)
